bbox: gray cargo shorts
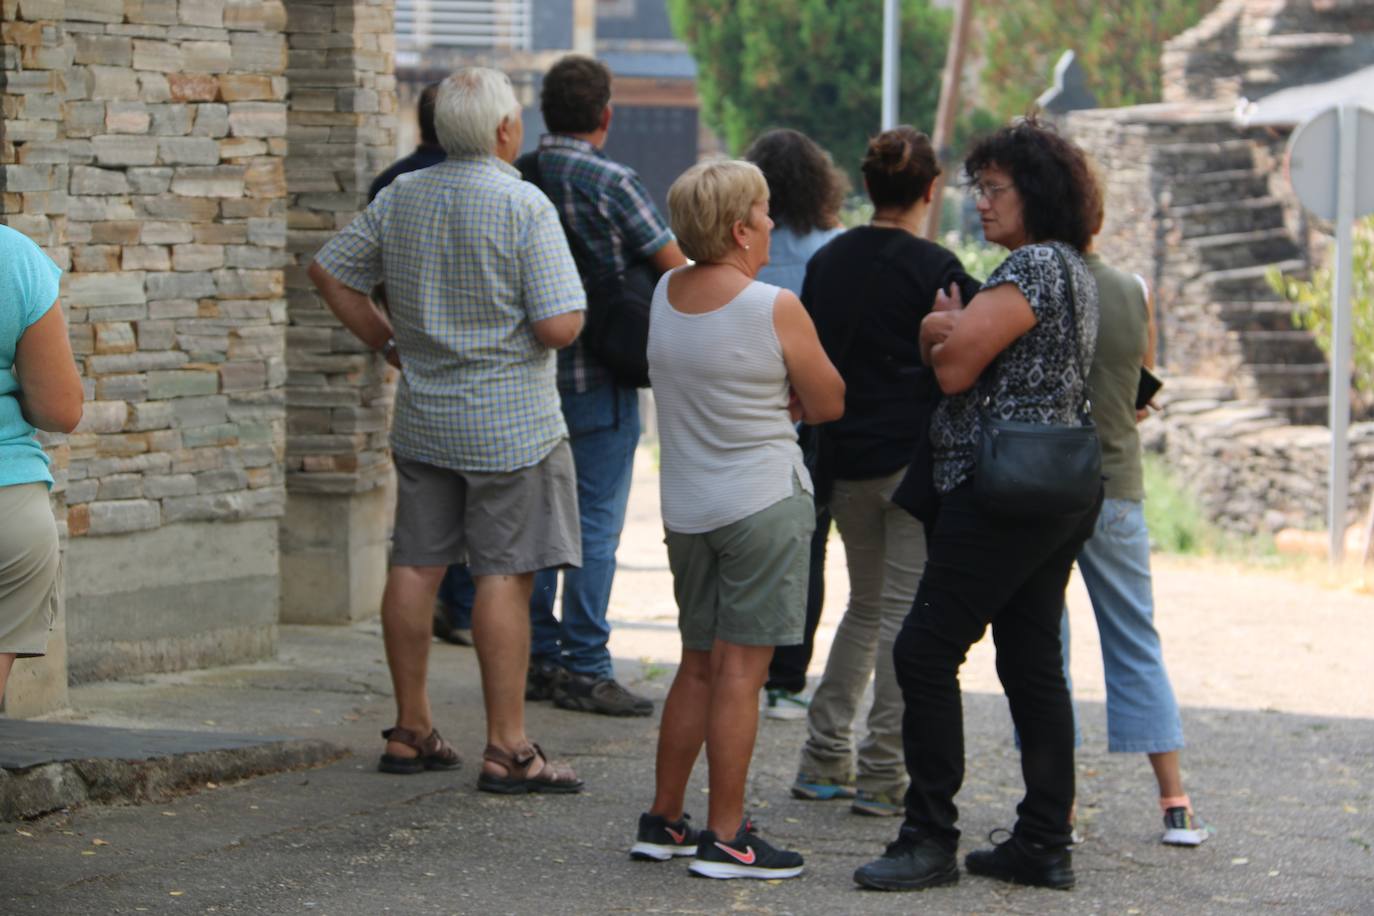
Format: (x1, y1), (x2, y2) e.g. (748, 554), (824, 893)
(390, 439), (581, 576)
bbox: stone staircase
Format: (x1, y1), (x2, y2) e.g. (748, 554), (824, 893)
(1150, 116), (1328, 424)
(1164, 0), (1374, 105)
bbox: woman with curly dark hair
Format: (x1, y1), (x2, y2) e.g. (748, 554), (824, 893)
(745, 128), (849, 295)
(854, 117), (1103, 893)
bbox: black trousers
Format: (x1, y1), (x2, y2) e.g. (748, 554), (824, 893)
(894, 482), (1102, 851)
(765, 503), (830, 693)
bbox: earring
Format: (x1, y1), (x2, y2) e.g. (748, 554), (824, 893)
(744, 244), (751, 250)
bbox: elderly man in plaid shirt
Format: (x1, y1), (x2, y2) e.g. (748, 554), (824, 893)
(518, 55), (687, 717)
(308, 68), (587, 793)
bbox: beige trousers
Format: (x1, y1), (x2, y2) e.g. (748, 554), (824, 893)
(797, 468), (926, 795)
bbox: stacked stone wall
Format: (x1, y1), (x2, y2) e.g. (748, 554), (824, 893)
(283, 0), (395, 499)
(1150, 385), (1374, 535)
(5, 0), (291, 541)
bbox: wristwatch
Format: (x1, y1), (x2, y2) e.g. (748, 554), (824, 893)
(379, 337), (397, 359)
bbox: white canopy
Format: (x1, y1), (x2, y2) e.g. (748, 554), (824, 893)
(1235, 64), (1374, 128)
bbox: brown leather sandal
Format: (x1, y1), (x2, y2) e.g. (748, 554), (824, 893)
(377, 726), (463, 775)
(476, 742), (583, 795)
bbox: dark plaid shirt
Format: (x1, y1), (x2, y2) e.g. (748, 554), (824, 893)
(533, 134), (674, 393)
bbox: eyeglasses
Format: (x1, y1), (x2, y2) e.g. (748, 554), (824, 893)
(970, 181), (1013, 203)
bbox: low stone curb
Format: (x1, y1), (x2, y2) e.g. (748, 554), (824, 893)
(0, 739), (348, 822)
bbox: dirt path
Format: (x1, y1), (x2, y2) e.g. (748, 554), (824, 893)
(606, 448), (1374, 720)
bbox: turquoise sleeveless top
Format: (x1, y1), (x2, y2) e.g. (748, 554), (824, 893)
(1, 224), (63, 489)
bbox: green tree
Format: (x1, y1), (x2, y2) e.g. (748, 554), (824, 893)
(979, 0), (1220, 121)
(1267, 217), (1374, 393)
(667, 0), (951, 182)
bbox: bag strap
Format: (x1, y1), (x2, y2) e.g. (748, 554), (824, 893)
(518, 149), (602, 283)
(979, 243), (1092, 422)
(1049, 244), (1093, 420)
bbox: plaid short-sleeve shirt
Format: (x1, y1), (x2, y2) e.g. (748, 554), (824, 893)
(533, 134), (675, 393)
(312, 155), (586, 473)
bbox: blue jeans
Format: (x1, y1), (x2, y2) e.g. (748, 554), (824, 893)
(437, 565), (556, 632)
(529, 384), (640, 678)
(1064, 498), (1185, 754)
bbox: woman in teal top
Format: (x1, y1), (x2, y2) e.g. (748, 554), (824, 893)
(1, 224), (83, 705)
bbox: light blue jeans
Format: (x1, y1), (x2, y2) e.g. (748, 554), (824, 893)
(1064, 497), (1185, 754)
(529, 383), (640, 678)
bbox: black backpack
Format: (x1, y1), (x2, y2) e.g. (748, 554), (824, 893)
(516, 151), (656, 388)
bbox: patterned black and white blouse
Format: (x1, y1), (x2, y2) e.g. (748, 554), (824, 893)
(930, 241), (1099, 494)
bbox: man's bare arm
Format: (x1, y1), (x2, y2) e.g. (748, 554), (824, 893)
(531, 310), (585, 350)
(308, 261), (399, 367)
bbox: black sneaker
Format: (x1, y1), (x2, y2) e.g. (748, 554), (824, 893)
(853, 835), (958, 891)
(629, 812), (699, 861)
(525, 660), (566, 701)
(964, 830), (1075, 890)
(688, 824), (803, 880)
(553, 672), (654, 717)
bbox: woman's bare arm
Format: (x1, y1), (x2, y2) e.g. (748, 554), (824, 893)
(927, 283), (1036, 394)
(774, 290), (844, 424)
(14, 300), (84, 433)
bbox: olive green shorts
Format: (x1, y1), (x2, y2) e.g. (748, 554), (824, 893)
(665, 486), (815, 652)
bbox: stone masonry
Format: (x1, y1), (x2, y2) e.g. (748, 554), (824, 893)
(2, 0), (398, 710)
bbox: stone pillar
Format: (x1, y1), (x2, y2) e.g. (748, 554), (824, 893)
(280, 0), (396, 624)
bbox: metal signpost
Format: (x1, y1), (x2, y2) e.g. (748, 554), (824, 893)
(881, 0), (899, 130)
(1286, 102), (1374, 562)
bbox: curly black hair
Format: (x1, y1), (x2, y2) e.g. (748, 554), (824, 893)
(744, 128), (849, 235)
(963, 115), (1100, 251)
(541, 55), (612, 134)
(861, 126), (941, 210)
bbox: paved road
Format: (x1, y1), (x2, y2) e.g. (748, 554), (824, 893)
(4, 450), (1372, 914)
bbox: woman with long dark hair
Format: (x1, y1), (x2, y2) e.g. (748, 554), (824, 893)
(743, 128), (849, 721)
(790, 127), (978, 817)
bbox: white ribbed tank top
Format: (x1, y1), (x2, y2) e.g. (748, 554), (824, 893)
(647, 268), (813, 534)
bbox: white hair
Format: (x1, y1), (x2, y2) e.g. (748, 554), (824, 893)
(435, 68), (520, 156)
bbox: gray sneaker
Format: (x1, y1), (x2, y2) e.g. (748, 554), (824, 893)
(553, 672), (654, 717)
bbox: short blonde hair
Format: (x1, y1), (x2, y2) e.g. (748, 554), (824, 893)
(436, 67), (520, 156)
(667, 159), (769, 263)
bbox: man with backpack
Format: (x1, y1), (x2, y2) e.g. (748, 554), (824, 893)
(518, 55), (686, 717)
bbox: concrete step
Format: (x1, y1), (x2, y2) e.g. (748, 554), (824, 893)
(1236, 328), (1326, 364)
(1164, 169), (1271, 207)
(1196, 259), (1308, 301)
(1186, 228), (1303, 272)
(1170, 197), (1288, 238)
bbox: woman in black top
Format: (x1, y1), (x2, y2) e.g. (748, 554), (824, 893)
(854, 117), (1103, 893)
(790, 127), (979, 815)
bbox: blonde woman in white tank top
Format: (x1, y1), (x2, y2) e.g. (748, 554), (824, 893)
(627, 160), (844, 879)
